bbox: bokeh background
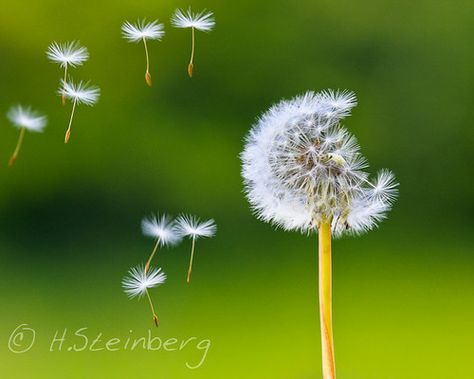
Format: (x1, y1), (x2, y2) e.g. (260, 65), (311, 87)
(0, 0), (473, 378)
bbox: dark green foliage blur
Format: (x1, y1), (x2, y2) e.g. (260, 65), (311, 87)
(0, 0), (473, 378)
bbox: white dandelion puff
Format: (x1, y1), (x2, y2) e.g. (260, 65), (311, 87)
(60, 79), (100, 106)
(122, 265), (167, 298)
(122, 265), (166, 327)
(58, 79), (100, 144)
(7, 105), (47, 133)
(367, 169), (399, 202)
(240, 89), (398, 377)
(122, 19), (165, 86)
(46, 41), (89, 68)
(171, 8), (215, 77)
(241, 89), (397, 237)
(175, 214), (217, 283)
(46, 41), (89, 104)
(141, 214), (181, 245)
(7, 105), (47, 167)
(171, 8), (215, 31)
(122, 19), (165, 42)
(141, 214), (182, 274)
(175, 214), (217, 239)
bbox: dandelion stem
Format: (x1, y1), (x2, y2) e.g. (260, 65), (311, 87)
(143, 37), (152, 86)
(62, 65), (68, 105)
(64, 99), (77, 144)
(188, 27), (195, 78)
(318, 221), (336, 379)
(145, 289), (159, 327)
(144, 238), (161, 274)
(186, 236), (196, 283)
(8, 127), (26, 167)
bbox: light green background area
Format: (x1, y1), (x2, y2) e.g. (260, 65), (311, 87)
(0, 0), (473, 378)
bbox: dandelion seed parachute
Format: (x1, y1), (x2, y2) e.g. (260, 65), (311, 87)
(7, 106), (47, 133)
(121, 19), (165, 86)
(58, 79), (100, 143)
(7, 105), (47, 167)
(171, 8), (215, 77)
(175, 214), (217, 283)
(122, 265), (167, 299)
(175, 214), (217, 239)
(141, 214), (181, 246)
(171, 8), (215, 31)
(59, 79), (100, 106)
(46, 41), (89, 68)
(241, 90), (398, 237)
(141, 214), (182, 274)
(121, 20), (165, 42)
(122, 265), (166, 327)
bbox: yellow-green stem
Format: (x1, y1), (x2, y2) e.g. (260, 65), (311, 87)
(8, 127), (26, 167)
(61, 65), (68, 105)
(145, 289), (159, 327)
(186, 237), (196, 283)
(143, 38), (152, 86)
(318, 221), (336, 379)
(64, 99), (77, 144)
(188, 27), (195, 77)
(144, 238), (160, 274)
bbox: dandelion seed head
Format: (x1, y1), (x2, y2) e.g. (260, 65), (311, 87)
(59, 79), (100, 106)
(122, 265), (166, 299)
(122, 19), (165, 42)
(241, 90), (398, 237)
(141, 214), (181, 246)
(7, 105), (47, 132)
(171, 8), (215, 32)
(175, 215), (217, 239)
(46, 41), (89, 68)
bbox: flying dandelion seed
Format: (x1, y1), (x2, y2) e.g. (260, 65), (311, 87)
(122, 265), (166, 327)
(175, 215), (217, 283)
(59, 79), (100, 144)
(141, 214), (181, 274)
(241, 90), (398, 379)
(46, 41), (89, 105)
(6, 105), (47, 167)
(171, 8), (215, 77)
(121, 19), (165, 86)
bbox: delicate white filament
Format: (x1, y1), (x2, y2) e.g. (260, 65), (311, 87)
(171, 8), (215, 32)
(7, 105), (47, 132)
(122, 20), (165, 42)
(122, 265), (166, 298)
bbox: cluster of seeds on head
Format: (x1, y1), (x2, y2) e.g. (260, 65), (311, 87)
(268, 100), (365, 225)
(242, 90), (398, 236)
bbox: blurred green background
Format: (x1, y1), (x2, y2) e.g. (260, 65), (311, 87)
(0, 0), (473, 378)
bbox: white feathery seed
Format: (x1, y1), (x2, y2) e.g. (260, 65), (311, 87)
(7, 105), (47, 132)
(46, 41), (89, 68)
(241, 90), (398, 237)
(59, 79), (100, 105)
(175, 215), (217, 239)
(122, 19), (165, 42)
(141, 214), (181, 246)
(122, 265), (166, 299)
(368, 169), (398, 202)
(171, 8), (215, 32)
